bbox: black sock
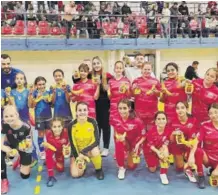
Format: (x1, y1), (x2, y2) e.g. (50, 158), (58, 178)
(1, 151), (7, 179)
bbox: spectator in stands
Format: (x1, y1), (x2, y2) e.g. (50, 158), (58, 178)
(121, 2), (132, 15)
(1, 4), (14, 27)
(178, 1), (189, 16)
(63, 1), (77, 39)
(1, 54), (25, 90)
(216, 62), (218, 87)
(170, 2), (180, 38)
(129, 17), (139, 39)
(76, 15), (89, 39)
(113, 2), (121, 15)
(37, 1), (45, 11)
(211, 4), (218, 15)
(87, 16), (100, 39)
(88, 5), (98, 21)
(117, 17), (124, 37)
(99, 3), (107, 20)
(157, 1), (164, 14)
(36, 4), (47, 23)
(27, 3), (36, 21)
(189, 15), (201, 38)
(14, 1), (25, 20)
(209, 15), (218, 35)
(160, 2), (170, 38)
(105, 2), (112, 14)
(6, 1), (16, 11)
(25, 1), (32, 11)
(185, 61), (199, 80)
(147, 4), (158, 38)
(47, 7), (59, 27)
(178, 15), (190, 38)
(140, 1), (149, 15)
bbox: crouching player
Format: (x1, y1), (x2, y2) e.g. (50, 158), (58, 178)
(1, 106), (33, 194)
(43, 118), (70, 187)
(143, 111), (172, 185)
(68, 102), (104, 180)
(113, 99), (146, 180)
(191, 103), (218, 189)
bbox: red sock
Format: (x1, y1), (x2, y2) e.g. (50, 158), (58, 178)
(160, 168), (168, 174)
(195, 148), (204, 176)
(115, 141), (125, 167)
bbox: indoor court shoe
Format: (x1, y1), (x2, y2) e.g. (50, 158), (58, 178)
(185, 169), (197, 183)
(118, 167), (126, 180)
(1, 179), (9, 194)
(96, 169), (104, 180)
(101, 149), (109, 157)
(160, 174), (169, 185)
(198, 176), (206, 189)
(47, 176), (57, 187)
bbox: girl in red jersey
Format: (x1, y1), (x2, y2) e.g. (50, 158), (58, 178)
(113, 99), (146, 180)
(143, 111), (172, 185)
(190, 68), (218, 123)
(170, 101), (198, 182)
(43, 118), (69, 187)
(190, 103), (218, 189)
(160, 62), (187, 124)
(132, 62), (161, 130)
(72, 63), (100, 119)
(108, 61), (131, 127)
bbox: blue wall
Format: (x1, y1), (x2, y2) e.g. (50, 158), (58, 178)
(2, 37), (218, 51)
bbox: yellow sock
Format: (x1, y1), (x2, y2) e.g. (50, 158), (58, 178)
(91, 155), (102, 170)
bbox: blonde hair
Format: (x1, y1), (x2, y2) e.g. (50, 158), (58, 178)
(205, 68), (218, 80)
(3, 105), (19, 117)
(92, 56), (107, 90)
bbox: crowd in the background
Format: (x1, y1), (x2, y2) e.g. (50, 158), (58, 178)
(1, 1), (218, 38)
(1, 53), (218, 194)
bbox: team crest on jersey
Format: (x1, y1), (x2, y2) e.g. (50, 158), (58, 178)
(87, 128), (92, 132)
(206, 92), (215, 98)
(13, 134), (17, 139)
(127, 124), (135, 130)
(61, 139), (66, 144)
(19, 132), (24, 136)
(7, 79), (10, 83)
(18, 96), (22, 100)
(187, 123), (193, 128)
(58, 92), (62, 96)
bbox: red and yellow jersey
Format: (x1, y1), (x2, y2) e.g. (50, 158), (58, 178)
(113, 114), (146, 141)
(161, 78), (187, 121)
(72, 79), (97, 118)
(132, 76), (160, 118)
(46, 129), (69, 151)
(192, 79), (218, 123)
(144, 125), (172, 153)
(108, 76), (131, 125)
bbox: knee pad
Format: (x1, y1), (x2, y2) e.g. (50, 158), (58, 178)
(20, 173), (30, 179)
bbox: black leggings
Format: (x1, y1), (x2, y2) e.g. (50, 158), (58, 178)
(1, 151), (7, 179)
(96, 99), (111, 149)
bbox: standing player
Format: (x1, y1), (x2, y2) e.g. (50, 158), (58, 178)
(1, 106), (33, 194)
(143, 111), (172, 185)
(191, 68), (218, 123)
(51, 69), (73, 127)
(108, 61), (131, 127)
(6, 72), (38, 166)
(1, 54), (25, 90)
(189, 103), (218, 189)
(43, 118), (69, 187)
(29, 76), (52, 160)
(170, 101), (198, 182)
(132, 62), (161, 130)
(114, 99), (146, 179)
(160, 62), (187, 123)
(72, 63), (100, 119)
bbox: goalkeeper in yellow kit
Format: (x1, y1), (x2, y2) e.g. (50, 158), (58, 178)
(68, 102), (104, 180)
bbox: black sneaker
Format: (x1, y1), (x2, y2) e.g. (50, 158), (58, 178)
(47, 176), (57, 187)
(198, 176), (206, 189)
(207, 167), (214, 176)
(96, 169), (104, 180)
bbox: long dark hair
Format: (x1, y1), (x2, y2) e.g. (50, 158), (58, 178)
(50, 117), (64, 128)
(118, 98), (136, 119)
(154, 111), (168, 122)
(176, 101), (192, 117)
(15, 72), (27, 88)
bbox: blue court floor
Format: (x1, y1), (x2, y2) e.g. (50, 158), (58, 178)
(6, 131), (218, 195)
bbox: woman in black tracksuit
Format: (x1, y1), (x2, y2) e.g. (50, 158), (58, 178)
(72, 56), (113, 157)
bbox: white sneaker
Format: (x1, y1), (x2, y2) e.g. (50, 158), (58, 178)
(39, 151), (46, 160)
(185, 169), (197, 183)
(160, 174), (169, 185)
(118, 167), (126, 180)
(101, 149), (109, 157)
(5, 158), (13, 166)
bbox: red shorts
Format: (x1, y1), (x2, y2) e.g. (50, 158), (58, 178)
(169, 142), (189, 156)
(204, 150), (218, 168)
(143, 151), (159, 167)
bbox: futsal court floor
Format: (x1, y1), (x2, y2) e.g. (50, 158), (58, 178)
(6, 130), (218, 195)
